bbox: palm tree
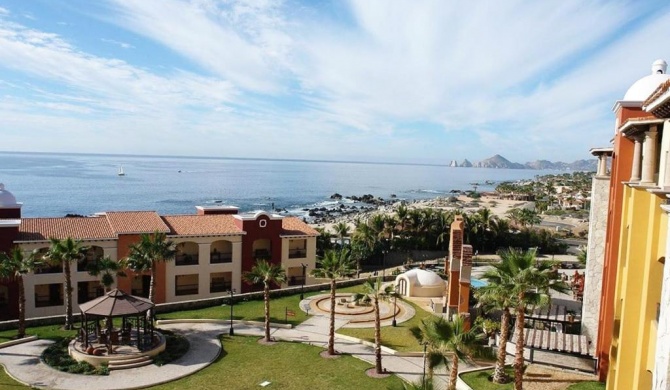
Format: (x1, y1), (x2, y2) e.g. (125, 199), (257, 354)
(243, 259), (286, 342)
(0, 248), (38, 338)
(310, 249), (356, 355)
(475, 272), (517, 384)
(45, 237), (87, 330)
(496, 248), (569, 390)
(410, 316), (483, 390)
(87, 256), (125, 292)
(123, 231), (176, 320)
(315, 227), (334, 257)
(333, 221), (350, 247)
(354, 277), (397, 374)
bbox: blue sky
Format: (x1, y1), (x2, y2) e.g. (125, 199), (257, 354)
(1, 0), (670, 164)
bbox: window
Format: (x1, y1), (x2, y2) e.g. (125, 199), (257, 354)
(175, 274), (199, 296)
(35, 283), (64, 307)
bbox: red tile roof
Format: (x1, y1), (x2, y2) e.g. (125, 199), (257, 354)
(162, 215), (242, 236)
(105, 211), (170, 234)
(644, 79), (670, 107)
(17, 217), (115, 241)
(281, 217), (319, 236)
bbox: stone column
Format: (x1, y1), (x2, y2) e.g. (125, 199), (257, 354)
(654, 205), (670, 389)
(631, 136), (643, 182)
(581, 164), (611, 354)
(641, 126), (659, 185)
(597, 155), (608, 177)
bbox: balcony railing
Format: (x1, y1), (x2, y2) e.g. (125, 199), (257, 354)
(254, 249), (271, 259)
(175, 283), (199, 296)
(287, 276), (306, 286)
(210, 280), (231, 293)
(210, 252), (233, 264)
(34, 264), (62, 274)
(175, 254), (199, 266)
(288, 249), (306, 259)
(35, 294), (63, 308)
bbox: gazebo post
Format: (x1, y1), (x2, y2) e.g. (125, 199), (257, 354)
(82, 313), (87, 348)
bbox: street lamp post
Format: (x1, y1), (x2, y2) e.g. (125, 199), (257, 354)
(392, 284), (398, 327)
(422, 342), (427, 388)
(229, 288), (236, 336)
(300, 263), (307, 300)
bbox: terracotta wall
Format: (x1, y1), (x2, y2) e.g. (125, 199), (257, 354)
(238, 215), (283, 293)
(114, 234), (167, 304)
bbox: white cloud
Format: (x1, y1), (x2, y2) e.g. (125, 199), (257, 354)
(101, 38), (134, 49)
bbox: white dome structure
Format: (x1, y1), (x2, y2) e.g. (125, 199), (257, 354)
(395, 268), (446, 298)
(0, 183), (18, 207)
(623, 59), (670, 101)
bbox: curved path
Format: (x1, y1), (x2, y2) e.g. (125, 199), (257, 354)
(0, 305), (475, 389)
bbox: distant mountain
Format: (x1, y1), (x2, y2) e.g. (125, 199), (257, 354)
(449, 160), (458, 167)
(457, 155), (597, 171)
(474, 154), (525, 169)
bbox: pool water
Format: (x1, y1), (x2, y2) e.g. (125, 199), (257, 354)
(470, 278), (488, 288)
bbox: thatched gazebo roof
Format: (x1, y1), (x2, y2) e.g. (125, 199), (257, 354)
(79, 288), (153, 317)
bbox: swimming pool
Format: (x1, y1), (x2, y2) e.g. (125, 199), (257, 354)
(470, 278), (488, 288)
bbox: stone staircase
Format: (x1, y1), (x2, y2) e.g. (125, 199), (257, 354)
(106, 355), (153, 370)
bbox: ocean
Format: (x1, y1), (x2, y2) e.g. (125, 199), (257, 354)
(0, 152), (549, 219)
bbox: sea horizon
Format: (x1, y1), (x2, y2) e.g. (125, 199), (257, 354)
(0, 151), (555, 219)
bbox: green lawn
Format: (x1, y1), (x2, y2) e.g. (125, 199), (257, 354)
(460, 367), (605, 390)
(336, 298), (435, 352)
(0, 365), (24, 388)
(151, 335), (401, 390)
(566, 382), (606, 390)
(0, 336), (403, 390)
(0, 324), (76, 342)
(460, 367), (514, 390)
(159, 284), (365, 326)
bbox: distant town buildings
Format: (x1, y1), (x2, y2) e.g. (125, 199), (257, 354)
(0, 185), (318, 321)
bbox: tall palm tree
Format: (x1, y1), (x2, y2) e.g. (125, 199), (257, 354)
(45, 237), (87, 330)
(87, 256), (125, 292)
(0, 248), (38, 338)
(243, 259), (286, 342)
(310, 249), (356, 355)
(496, 248), (569, 390)
(315, 227), (334, 257)
(410, 316), (483, 390)
(333, 221), (350, 247)
(123, 231), (176, 320)
(354, 277), (397, 374)
(475, 272), (517, 384)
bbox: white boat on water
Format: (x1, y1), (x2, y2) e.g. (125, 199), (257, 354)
(118, 165), (125, 176)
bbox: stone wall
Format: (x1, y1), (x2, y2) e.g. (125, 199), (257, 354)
(581, 176), (610, 354)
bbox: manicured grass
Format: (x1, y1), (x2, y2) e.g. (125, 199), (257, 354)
(159, 284), (366, 326)
(149, 335), (403, 390)
(0, 365), (24, 388)
(0, 324), (76, 342)
(460, 367), (515, 389)
(566, 382), (606, 390)
(336, 299), (435, 352)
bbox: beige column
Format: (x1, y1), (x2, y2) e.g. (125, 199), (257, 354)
(641, 126), (659, 185)
(631, 136), (643, 182)
(597, 155), (608, 177)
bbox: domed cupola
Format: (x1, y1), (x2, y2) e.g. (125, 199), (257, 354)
(622, 59), (670, 102)
(0, 183), (22, 218)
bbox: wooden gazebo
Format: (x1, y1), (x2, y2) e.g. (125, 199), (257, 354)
(78, 289), (155, 354)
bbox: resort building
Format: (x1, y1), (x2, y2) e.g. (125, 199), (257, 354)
(584, 59), (670, 389)
(0, 185), (318, 321)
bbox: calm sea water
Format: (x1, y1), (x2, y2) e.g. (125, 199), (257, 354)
(0, 152), (549, 218)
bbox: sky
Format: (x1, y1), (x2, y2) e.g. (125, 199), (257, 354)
(1, 0), (670, 165)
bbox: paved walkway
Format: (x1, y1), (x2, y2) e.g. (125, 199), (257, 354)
(0, 314), (477, 389)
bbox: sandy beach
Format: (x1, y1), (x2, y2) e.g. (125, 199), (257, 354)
(311, 194), (587, 235)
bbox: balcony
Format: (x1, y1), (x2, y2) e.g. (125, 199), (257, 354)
(210, 280), (231, 293)
(287, 276), (305, 286)
(34, 264), (62, 274)
(175, 254), (199, 266)
(175, 283), (199, 296)
(210, 252), (233, 264)
(254, 249), (271, 260)
(288, 249), (306, 259)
